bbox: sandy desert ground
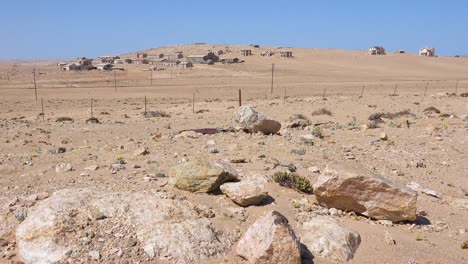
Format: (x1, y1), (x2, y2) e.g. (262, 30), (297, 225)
(0, 44), (467, 264)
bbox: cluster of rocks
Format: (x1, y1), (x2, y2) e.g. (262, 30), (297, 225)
(10, 153), (422, 263)
(12, 105), (467, 263)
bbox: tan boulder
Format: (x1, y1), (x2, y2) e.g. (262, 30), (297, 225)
(220, 180), (268, 207)
(236, 211), (301, 263)
(235, 106), (281, 135)
(313, 161), (417, 222)
(301, 216), (361, 261)
(168, 159), (238, 193)
(16, 188), (234, 264)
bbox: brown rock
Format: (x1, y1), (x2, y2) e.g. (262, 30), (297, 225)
(236, 211), (301, 263)
(168, 159), (238, 193)
(313, 161), (417, 222)
(220, 180), (268, 207)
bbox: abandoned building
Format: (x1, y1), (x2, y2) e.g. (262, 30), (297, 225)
(261, 51), (274, 57)
(419, 47), (435, 57)
(220, 57), (240, 64)
(98, 56), (120, 64)
(61, 63), (79, 71)
(368, 46), (386, 55)
(96, 63), (113, 71)
(186, 52), (219, 64)
(165, 53), (184, 60)
(395, 50), (405, 54)
(62, 57), (94, 71)
(178, 61), (193, 68)
(152, 59), (180, 67)
(240, 49), (252, 56)
(134, 58), (149, 64)
(280, 51), (293, 58)
(136, 53), (147, 58)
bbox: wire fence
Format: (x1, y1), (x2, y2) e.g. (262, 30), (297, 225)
(0, 68), (466, 101)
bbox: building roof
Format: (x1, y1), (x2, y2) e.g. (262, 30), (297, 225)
(187, 55), (206, 58)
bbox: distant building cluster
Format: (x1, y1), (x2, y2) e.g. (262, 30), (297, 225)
(57, 44), (297, 72)
(368, 46), (436, 57)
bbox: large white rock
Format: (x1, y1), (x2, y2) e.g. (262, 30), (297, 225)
(236, 211), (301, 263)
(16, 188), (234, 264)
(301, 216), (361, 261)
(220, 180), (268, 207)
(235, 106), (281, 134)
(313, 161), (417, 222)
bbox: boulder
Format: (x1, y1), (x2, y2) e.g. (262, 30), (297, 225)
(313, 161), (417, 221)
(220, 180), (268, 207)
(55, 163), (73, 173)
(16, 188), (234, 264)
(168, 159), (238, 193)
(301, 216), (361, 261)
(234, 106), (281, 134)
(236, 211), (301, 263)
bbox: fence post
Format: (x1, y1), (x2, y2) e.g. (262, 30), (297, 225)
(238, 89), (242, 107)
(424, 82), (429, 97)
(144, 96), (147, 115)
(360, 85), (365, 97)
(322, 87), (327, 98)
(284, 88), (287, 104)
(90, 98), (94, 118)
(41, 98), (45, 121)
(192, 92), (195, 114)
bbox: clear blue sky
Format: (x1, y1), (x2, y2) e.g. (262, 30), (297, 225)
(1, 0), (467, 59)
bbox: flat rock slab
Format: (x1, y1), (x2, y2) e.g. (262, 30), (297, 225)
(301, 216), (361, 261)
(16, 188), (235, 264)
(236, 210), (301, 263)
(220, 180), (268, 207)
(313, 161), (417, 222)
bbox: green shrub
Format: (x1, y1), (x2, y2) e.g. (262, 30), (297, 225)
(272, 172), (313, 193)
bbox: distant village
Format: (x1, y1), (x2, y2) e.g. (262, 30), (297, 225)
(57, 44), (442, 72)
(58, 45), (294, 72)
(368, 46), (436, 57)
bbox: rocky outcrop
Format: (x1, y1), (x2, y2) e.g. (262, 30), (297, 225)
(236, 211), (301, 263)
(313, 161), (417, 222)
(220, 180), (268, 207)
(301, 216), (361, 261)
(235, 106), (281, 134)
(16, 188), (234, 264)
(168, 159), (238, 193)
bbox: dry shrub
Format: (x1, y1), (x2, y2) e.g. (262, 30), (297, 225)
(272, 172), (313, 193)
(423, 106), (441, 114)
(143, 111), (170, 118)
(311, 108), (333, 116)
(55, 117), (73, 122)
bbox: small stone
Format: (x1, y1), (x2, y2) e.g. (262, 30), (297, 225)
(379, 132), (388, 140)
(134, 148), (149, 156)
(328, 208), (339, 216)
(384, 231), (396, 245)
(208, 147), (219, 154)
(291, 148), (306, 155)
(379, 220), (393, 226)
(288, 164), (297, 172)
(308, 166), (320, 173)
(55, 163), (73, 173)
(85, 165), (99, 171)
(14, 208), (27, 222)
(89, 250), (101, 260)
(127, 238), (138, 247)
